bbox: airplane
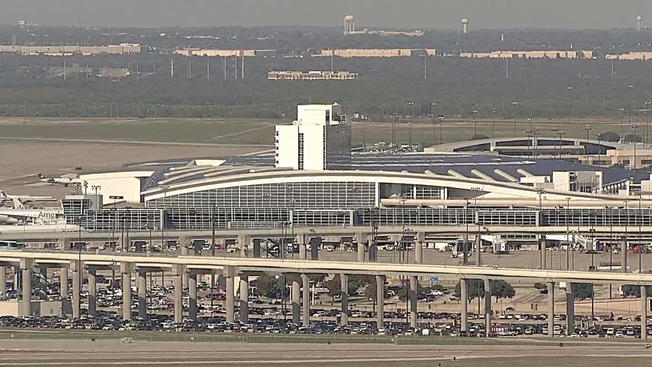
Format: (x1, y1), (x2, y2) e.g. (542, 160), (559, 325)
(38, 173), (82, 187)
(0, 207), (65, 225)
(0, 190), (56, 209)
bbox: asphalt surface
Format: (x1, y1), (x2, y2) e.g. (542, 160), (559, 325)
(0, 338), (651, 366)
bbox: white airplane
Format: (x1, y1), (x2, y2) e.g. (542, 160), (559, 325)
(38, 173), (82, 187)
(0, 207), (65, 225)
(0, 190), (56, 209)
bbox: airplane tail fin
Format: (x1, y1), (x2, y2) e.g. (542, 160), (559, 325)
(12, 198), (25, 209)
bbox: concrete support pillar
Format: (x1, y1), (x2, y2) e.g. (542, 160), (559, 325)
(291, 278), (300, 325)
(540, 236), (547, 269)
(71, 261), (81, 319)
(340, 273), (348, 326)
(368, 241), (378, 262)
(299, 242), (306, 260)
(310, 238), (321, 260)
(548, 281), (555, 337)
(622, 238), (628, 273)
(239, 274), (249, 323)
(357, 239), (365, 262)
(252, 239), (261, 258)
(88, 268), (97, 318)
(224, 266), (235, 324)
(375, 275), (384, 330)
(137, 270), (147, 319)
(460, 278), (468, 332)
(0, 266), (6, 300)
(238, 234), (250, 258)
(565, 286), (575, 335)
(301, 273), (310, 327)
(179, 241), (189, 289)
(172, 265), (183, 325)
(20, 259), (33, 316)
(58, 237), (70, 252)
(409, 275), (418, 328)
(641, 285), (648, 341)
(59, 267), (68, 299)
(188, 271), (197, 322)
(474, 234), (481, 266)
(415, 232), (424, 264)
(121, 262), (132, 322)
(484, 278), (491, 337)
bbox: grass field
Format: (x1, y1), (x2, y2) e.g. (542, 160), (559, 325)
(0, 116), (639, 147)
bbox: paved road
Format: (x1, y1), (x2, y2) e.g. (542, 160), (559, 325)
(0, 339), (651, 366)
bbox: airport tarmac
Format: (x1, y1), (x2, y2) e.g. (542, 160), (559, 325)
(0, 338), (650, 366)
(0, 140), (267, 196)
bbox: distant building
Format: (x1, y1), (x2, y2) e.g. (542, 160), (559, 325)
(174, 49), (271, 57)
(315, 48), (435, 58)
(343, 14), (422, 37)
(275, 104), (351, 170)
(606, 52), (652, 61)
(0, 43), (141, 56)
(267, 70), (358, 80)
(48, 63), (130, 79)
(581, 148), (652, 169)
(459, 50), (593, 59)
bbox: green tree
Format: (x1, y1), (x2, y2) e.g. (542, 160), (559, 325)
(455, 279), (515, 300)
(597, 131), (620, 142)
(323, 274), (371, 297)
(251, 274), (289, 299)
(491, 280), (515, 299)
(620, 284), (652, 297)
(572, 283), (594, 300)
(623, 133), (642, 143)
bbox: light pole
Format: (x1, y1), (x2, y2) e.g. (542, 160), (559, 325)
(391, 114), (397, 147)
(567, 86), (573, 124)
(161, 185), (169, 250)
(584, 124), (592, 162)
(619, 107), (626, 136)
(431, 102), (438, 147)
(491, 108), (497, 142)
(644, 101), (651, 146)
(566, 197), (571, 270)
(512, 101), (519, 137)
(632, 123), (640, 169)
(472, 107), (478, 137)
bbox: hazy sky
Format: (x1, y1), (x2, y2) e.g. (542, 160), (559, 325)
(2, 0), (652, 30)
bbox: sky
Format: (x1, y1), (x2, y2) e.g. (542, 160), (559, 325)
(2, 0), (652, 30)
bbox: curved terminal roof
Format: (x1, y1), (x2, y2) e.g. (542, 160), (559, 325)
(116, 151), (649, 202)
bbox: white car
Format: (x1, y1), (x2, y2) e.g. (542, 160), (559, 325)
(226, 246), (240, 253)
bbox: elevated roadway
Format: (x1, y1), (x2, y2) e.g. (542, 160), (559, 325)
(1, 250), (652, 285)
(3, 225), (652, 242)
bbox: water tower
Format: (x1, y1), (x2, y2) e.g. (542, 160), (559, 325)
(461, 18), (470, 34)
(344, 15), (355, 34)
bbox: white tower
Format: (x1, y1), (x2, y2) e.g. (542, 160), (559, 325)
(461, 18), (470, 34)
(275, 104), (351, 171)
(344, 15), (355, 34)
(636, 15), (643, 32)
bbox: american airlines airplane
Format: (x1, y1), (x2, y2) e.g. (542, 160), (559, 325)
(0, 191), (64, 225)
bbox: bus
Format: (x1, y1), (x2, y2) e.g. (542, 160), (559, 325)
(0, 240), (24, 250)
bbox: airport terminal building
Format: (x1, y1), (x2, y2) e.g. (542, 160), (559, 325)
(53, 103), (652, 240)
